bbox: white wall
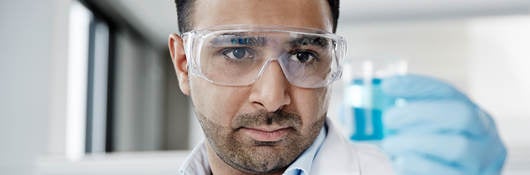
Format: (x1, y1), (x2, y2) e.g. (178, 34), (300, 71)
(0, 0), (70, 174)
(468, 16), (530, 148)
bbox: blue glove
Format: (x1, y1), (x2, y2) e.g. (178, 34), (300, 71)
(380, 74), (507, 175)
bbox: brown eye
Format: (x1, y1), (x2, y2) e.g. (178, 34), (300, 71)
(290, 51), (317, 63)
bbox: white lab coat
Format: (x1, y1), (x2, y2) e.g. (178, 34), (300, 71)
(309, 118), (395, 175)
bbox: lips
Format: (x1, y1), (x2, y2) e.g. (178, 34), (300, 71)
(240, 126), (290, 142)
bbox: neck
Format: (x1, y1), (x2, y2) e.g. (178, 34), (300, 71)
(206, 142), (284, 175)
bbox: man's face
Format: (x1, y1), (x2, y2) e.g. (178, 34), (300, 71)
(170, 0), (334, 174)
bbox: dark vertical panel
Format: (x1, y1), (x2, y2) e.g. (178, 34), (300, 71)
(105, 24), (117, 152)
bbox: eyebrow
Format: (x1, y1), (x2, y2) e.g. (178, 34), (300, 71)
(289, 36), (329, 48)
(210, 33), (266, 47)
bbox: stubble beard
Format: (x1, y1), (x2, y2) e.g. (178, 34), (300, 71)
(196, 109), (326, 174)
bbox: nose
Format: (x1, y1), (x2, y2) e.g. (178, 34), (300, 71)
(249, 61), (291, 112)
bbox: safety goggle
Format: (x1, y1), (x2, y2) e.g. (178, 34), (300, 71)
(181, 25), (346, 88)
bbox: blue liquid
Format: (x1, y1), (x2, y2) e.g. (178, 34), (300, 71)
(346, 78), (393, 141)
(350, 107), (384, 140)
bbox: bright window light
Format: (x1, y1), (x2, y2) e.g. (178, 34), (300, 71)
(66, 1), (92, 160)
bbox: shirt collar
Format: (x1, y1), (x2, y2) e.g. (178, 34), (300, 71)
(179, 141), (211, 175)
(179, 124), (328, 175)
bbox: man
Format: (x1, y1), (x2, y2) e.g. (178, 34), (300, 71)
(168, 0), (506, 174)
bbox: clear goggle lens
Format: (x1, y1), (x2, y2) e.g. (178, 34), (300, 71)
(182, 26), (346, 88)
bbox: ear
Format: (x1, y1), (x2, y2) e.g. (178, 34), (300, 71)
(168, 33), (190, 95)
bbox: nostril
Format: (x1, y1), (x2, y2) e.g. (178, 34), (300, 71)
(273, 108), (284, 114)
(253, 101), (265, 108)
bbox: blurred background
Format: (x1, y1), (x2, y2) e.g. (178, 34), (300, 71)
(1, 0), (529, 174)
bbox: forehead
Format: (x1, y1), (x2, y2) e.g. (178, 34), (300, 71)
(192, 0), (333, 33)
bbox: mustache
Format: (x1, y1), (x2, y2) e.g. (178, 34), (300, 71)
(232, 110), (302, 130)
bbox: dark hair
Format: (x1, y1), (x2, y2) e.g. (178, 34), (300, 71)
(174, 0), (340, 33)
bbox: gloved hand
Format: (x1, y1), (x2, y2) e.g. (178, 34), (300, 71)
(380, 74), (507, 175)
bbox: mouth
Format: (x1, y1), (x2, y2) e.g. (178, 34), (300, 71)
(239, 126), (291, 142)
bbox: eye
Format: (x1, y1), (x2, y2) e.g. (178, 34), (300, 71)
(289, 51), (318, 63)
(222, 47), (254, 60)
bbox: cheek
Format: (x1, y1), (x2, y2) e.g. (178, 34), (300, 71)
(290, 88), (330, 124)
(189, 79), (250, 125)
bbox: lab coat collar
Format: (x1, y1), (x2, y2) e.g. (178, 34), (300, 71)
(310, 118), (363, 175)
(178, 141), (211, 175)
